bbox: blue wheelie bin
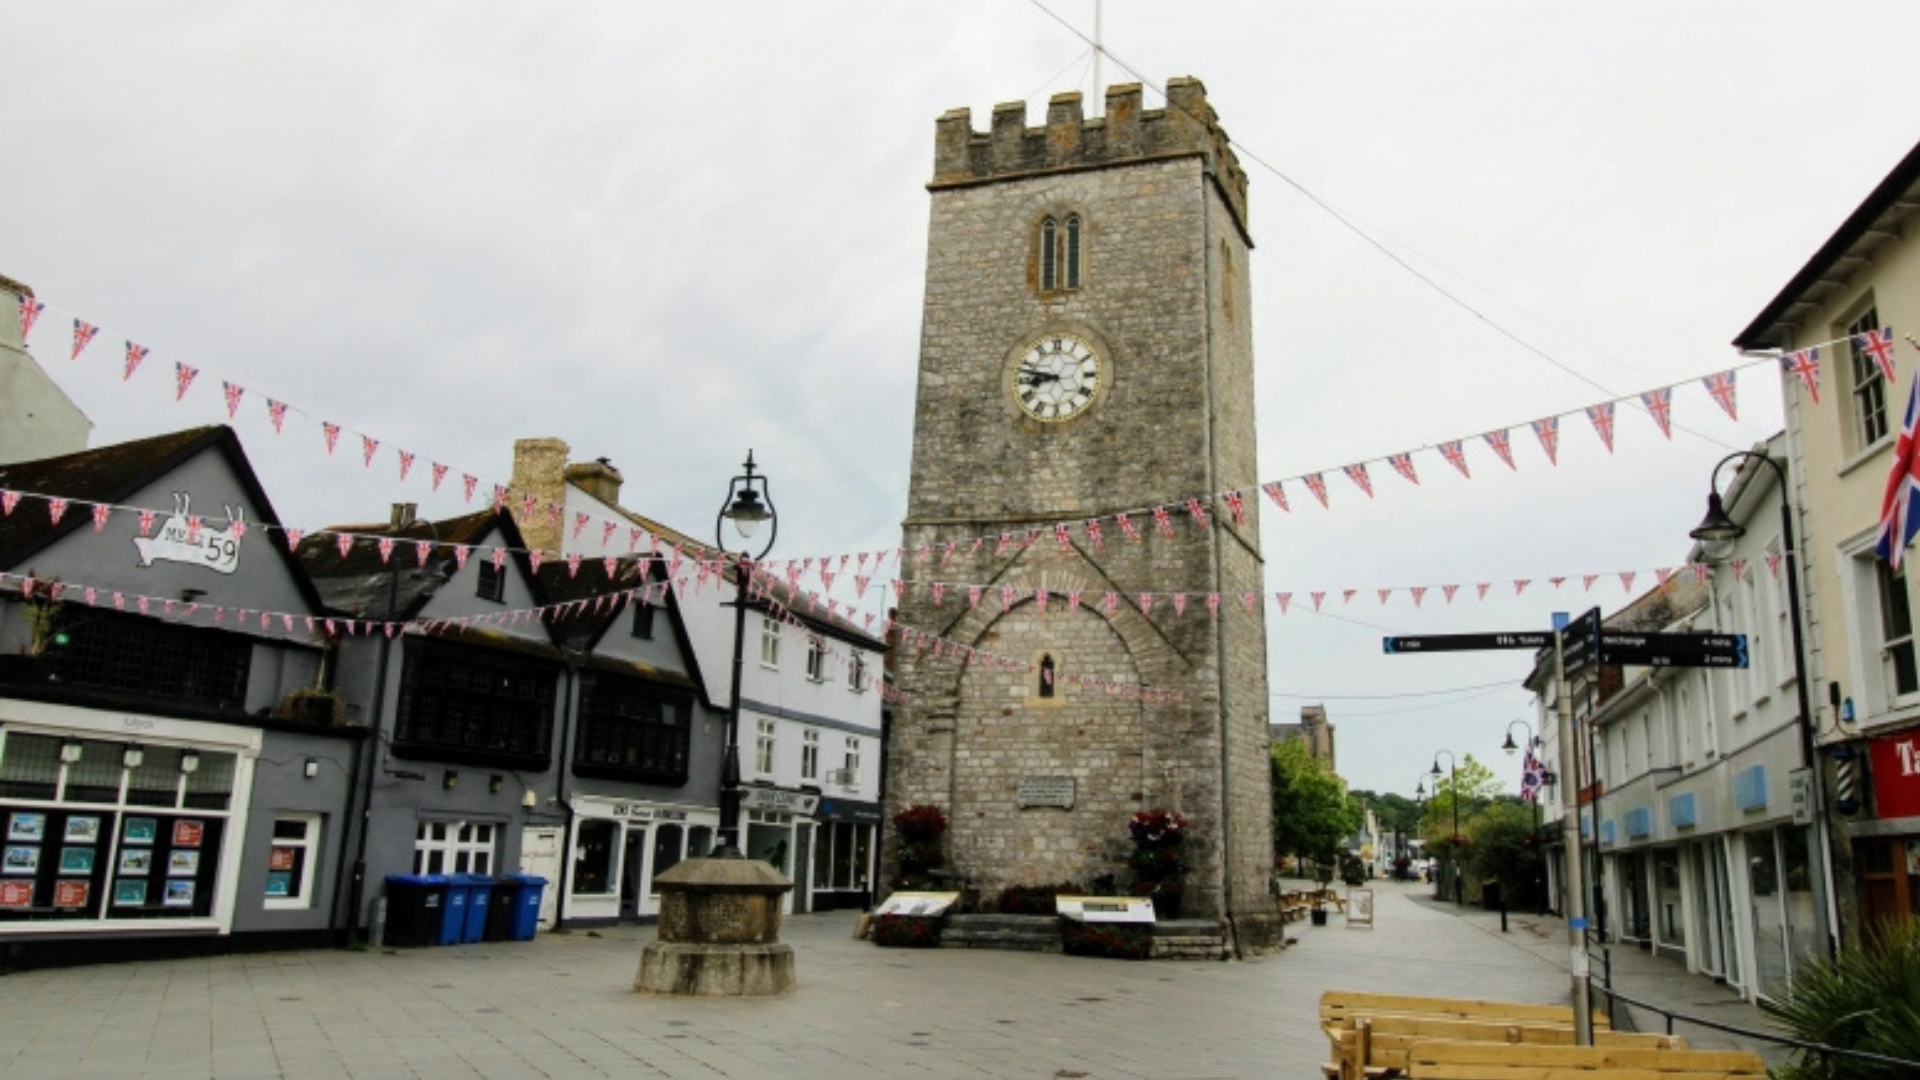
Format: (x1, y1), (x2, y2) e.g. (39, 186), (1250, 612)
(507, 874), (547, 941)
(438, 875), (472, 945)
(383, 874), (449, 948)
(457, 873), (494, 943)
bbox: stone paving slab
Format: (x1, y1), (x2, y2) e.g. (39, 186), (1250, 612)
(0, 880), (1794, 1080)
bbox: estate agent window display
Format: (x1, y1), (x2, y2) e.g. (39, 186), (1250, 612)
(1, 731), (234, 924)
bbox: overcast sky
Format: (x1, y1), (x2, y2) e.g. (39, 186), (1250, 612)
(7, 2), (1918, 800)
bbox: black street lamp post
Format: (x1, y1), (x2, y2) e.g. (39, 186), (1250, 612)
(714, 451), (777, 859)
(1689, 450), (1836, 956)
(1432, 750), (1462, 904)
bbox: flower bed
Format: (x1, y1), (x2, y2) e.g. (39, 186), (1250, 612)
(1059, 919), (1152, 960)
(872, 914), (943, 948)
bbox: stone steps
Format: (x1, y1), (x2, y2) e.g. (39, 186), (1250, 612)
(938, 914), (1230, 959)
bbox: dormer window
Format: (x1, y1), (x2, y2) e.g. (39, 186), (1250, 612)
(1039, 213), (1083, 294)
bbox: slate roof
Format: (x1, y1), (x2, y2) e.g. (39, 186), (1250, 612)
(0, 425), (326, 614)
(295, 508), (528, 621)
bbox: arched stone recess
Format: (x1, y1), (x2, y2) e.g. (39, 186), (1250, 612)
(900, 538), (1228, 909)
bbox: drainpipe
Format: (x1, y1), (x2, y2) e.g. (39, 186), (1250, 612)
(342, 627), (392, 944)
(550, 651), (582, 928)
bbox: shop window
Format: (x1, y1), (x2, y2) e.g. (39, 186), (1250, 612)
(264, 814), (320, 909)
(571, 818), (616, 895)
(393, 643), (556, 768)
(688, 824), (714, 860)
(649, 824), (684, 893)
(413, 820), (496, 876)
(573, 674), (690, 785)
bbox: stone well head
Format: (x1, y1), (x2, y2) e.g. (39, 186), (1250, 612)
(652, 857), (794, 945)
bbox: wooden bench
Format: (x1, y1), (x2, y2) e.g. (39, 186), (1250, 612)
(1321, 991), (1611, 1034)
(1281, 890), (1314, 923)
(1326, 1015), (1683, 1080)
(1403, 1040), (1767, 1080)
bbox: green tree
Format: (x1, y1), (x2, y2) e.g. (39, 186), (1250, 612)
(1271, 740), (1359, 872)
(1350, 790), (1421, 837)
(1463, 800), (1544, 909)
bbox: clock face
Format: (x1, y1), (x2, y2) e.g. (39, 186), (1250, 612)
(1014, 335), (1102, 422)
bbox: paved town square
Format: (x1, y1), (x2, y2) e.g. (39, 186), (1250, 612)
(0, 881), (1781, 1080)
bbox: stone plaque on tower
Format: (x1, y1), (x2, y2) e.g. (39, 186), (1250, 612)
(886, 78), (1282, 953)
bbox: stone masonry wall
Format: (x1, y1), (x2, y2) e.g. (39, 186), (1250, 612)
(892, 79), (1275, 948)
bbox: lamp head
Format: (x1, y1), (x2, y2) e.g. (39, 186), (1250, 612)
(1430, 759), (1443, 777)
(1689, 491), (1745, 545)
(723, 488), (770, 539)
(1501, 732), (1519, 756)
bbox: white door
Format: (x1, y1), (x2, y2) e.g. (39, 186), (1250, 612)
(519, 826), (563, 930)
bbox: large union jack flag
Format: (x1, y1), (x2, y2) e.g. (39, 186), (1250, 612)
(1876, 368), (1920, 569)
(1520, 750), (1546, 804)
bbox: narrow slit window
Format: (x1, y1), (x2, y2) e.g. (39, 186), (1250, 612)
(1064, 214), (1081, 289)
(1040, 217), (1058, 292)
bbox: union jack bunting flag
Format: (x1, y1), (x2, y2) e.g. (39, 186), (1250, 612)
(1185, 497), (1210, 529)
(1785, 349), (1821, 404)
(1519, 750), (1546, 804)
(1388, 452), (1419, 485)
(1442, 584), (1459, 603)
(18, 295), (44, 341)
(124, 341), (149, 382)
(322, 422), (342, 454)
(223, 380), (245, 418)
(1276, 591), (1292, 614)
(1116, 512), (1140, 542)
(1483, 429), (1516, 470)
(71, 319), (98, 361)
(1876, 367), (1920, 569)
(173, 363), (197, 402)
(1303, 472), (1329, 508)
(1152, 505), (1175, 537)
(1703, 370), (1739, 420)
(1310, 591), (1325, 611)
(1222, 489), (1247, 525)
(1438, 440), (1470, 479)
(1053, 523), (1073, 550)
(1343, 463), (1373, 498)
(362, 435), (380, 468)
(1641, 387), (1673, 439)
(1856, 326), (1898, 383)
(1531, 416), (1560, 465)
(1586, 402), (1616, 453)
(434, 463), (452, 492)
(1261, 480), (1289, 512)
(398, 451), (416, 483)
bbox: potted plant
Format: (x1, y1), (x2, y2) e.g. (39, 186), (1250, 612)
(274, 687), (345, 726)
(889, 804), (949, 891)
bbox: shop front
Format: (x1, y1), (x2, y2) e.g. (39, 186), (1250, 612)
(809, 796), (881, 911)
(565, 795), (713, 924)
(0, 702), (258, 939)
(1851, 727), (1920, 930)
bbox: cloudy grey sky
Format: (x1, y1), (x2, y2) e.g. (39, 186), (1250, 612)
(7, 2), (1918, 797)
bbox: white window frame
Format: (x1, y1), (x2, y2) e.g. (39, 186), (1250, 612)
(758, 617), (781, 669)
(264, 813), (321, 910)
(843, 735), (861, 779)
(805, 637), (827, 683)
(1847, 305), (1890, 452)
(801, 729), (820, 782)
(413, 819), (497, 876)
(754, 718), (777, 777)
(847, 652), (866, 692)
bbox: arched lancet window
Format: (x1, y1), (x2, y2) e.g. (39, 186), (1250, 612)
(1037, 214), (1083, 294)
(1063, 214), (1081, 289)
(1038, 653), (1057, 699)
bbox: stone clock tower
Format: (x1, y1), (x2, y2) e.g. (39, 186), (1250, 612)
(888, 78), (1281, 953)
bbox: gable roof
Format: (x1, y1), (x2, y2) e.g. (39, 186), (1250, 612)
(0, 425), (325, 612)
(1734, 139), (1920, 350)
(536, 556), (711, 702)
(296, 508), (539, 621)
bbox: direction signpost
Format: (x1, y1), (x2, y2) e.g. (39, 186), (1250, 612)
(1382, 606), (1744, 1047)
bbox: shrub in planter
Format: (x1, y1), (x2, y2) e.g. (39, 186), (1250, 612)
(1059, 920), (1152, 960)
(1767, 918), (1920, 1080)
(871, 914), (943, 948)
(889, 804), (949, 891)
(1128, 808), (1189, 919)
(996, 882), (1085, 916)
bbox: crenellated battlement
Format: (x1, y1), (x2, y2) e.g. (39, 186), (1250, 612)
(932, 77), (1249, 236)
